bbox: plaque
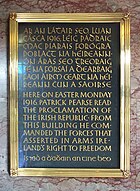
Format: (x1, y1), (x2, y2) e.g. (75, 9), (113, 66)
(9, 13), (130, 177)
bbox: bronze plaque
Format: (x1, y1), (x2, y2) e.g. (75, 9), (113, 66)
(9, 13), (130, 177)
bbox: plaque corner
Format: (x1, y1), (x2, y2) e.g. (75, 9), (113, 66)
(10, 12), (17, 20)
(10, 168), (18, 177)
(123, 170), (130, 178)
(124, 12), (130, 19)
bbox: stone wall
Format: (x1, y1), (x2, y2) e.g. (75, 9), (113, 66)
(0, 0), (139, 190)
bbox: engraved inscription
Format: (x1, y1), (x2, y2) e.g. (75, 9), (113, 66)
(18, 23), (120, 168)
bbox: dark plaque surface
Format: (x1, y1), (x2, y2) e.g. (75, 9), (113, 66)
(18, 22), (120, 169)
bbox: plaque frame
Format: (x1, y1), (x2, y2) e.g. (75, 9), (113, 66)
(9, 13), (130, 177)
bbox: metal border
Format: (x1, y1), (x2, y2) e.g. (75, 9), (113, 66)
(9, 13), (130, 177)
